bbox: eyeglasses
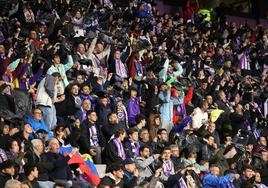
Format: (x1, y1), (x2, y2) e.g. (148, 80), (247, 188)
(34, 111), (42, 114)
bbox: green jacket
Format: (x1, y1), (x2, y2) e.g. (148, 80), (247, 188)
(47, 55), (74, 87)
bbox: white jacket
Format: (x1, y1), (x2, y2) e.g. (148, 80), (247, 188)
(36, 75), (57, 107)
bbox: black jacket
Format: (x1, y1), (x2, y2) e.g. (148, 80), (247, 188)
(55, 93), (78, 117)
(100, 173), (124, 187)
(95, 103), (112, 126)
(103, 139), (124, 165)
(230, 112), (245, 136)
(102, 123), (126, 141)
(41, 152), (72, 181)
(0, 172), (12, 187)
(24, 152), (54, 181)
(78, 120), (106, 154)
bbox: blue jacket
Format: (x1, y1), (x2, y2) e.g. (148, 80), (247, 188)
(159, 90), (182, 122)
(174, 116), (192, 133)
(25, 115), (53, 138)
(202, 173), (234, 188)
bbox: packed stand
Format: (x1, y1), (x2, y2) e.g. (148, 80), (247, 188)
(0, 0), (267, 187)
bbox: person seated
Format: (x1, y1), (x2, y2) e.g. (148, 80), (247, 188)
(23, 163), (40, 188)
(25, 107), (52, 139)
(0, 160), (16, 187)
(100, 163), (125, 187)
(42, 138), (88, 188)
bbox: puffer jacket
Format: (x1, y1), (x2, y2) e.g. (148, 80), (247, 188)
(36, 75), (57, 107)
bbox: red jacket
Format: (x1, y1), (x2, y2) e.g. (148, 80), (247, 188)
(184, 0), (199, 21)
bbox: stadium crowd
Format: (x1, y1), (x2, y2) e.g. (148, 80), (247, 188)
(0, 0), (267, 187)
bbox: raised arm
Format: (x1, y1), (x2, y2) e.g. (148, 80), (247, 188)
(63, 55), (74, 71)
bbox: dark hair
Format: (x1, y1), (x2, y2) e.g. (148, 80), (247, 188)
(240, 181), (254, 188)
(54, 124), (65, 136)
(185, 148), (197, 159)
(128, 128), (138, 135)
(52, 53), (60, 59)
(162, 147), (171, 153)
(114, 128), (125, 138)
(24, 163), (36, 177)
(53, 183), (65, 188)
(157, 128), (167, 135)
(51, 72), (61, 78)
(242, 164), (254, 172)
(198, 100), (208, 109)
(81, 84), (91, 90)
(69, 83), (79, 90)
(110, 162), (123, 173)
(139, 145), (150, 153)
(135, 114), (146, 124)
(87, 110), (96, 116)
(223, 135), (232, 142)
(257, 136), (266, 142)
(108, 112), (117, 119)
(204, 134), (214, 140)
(130, 87), (137, 92)
(7, 139), (19, 151)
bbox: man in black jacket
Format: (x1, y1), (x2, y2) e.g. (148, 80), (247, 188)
(23, 163), (40, 188)
(230, 104), (246, 136)
(0, 160), (15, 187)
(102, 112), (125, 141)
(103, 129), (126, 170)
(43, 138), (88, 188)
(78, 110), (106, 164)
(100, 163), (125, 187)
(56, 83), (81, 117)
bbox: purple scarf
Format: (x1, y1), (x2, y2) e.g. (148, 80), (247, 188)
(115, 59), (128, 78)
(164, 161), (172, 176)
(89, 125), (98, 146)
(114, 138), (126, 160)
(80, 107), (87, 122)
(131, 141), (140, 157)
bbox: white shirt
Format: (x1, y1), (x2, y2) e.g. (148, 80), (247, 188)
(191, 107), (208, 129)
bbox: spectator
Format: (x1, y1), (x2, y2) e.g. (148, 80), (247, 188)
(103, 129), (126, 168)
(23, 163), (40, 188)
(191, 100), (209, 130)
(202, 164), (240, 188)
(25, 139), (55, 188)
(25, 107), (52, 139)
(136, 146), (160, 184)
(47, 53), (74, 88)
(100, 163), (125, 187)
(75, 99), (91, 123)
(134, 114), (146, 131)
(160, 147), (176, 182)
(123, 128), (140, 159)
(43, 138), (87, 188)
(4, 179), (21, 188)
(78, 110), (105, 164)
(127, 87), (141, 127)
(122, 158), (139, 188)
(102, 112), (125, 141)
(0, 160), (16, 187)
(36, 73), (62, 130)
